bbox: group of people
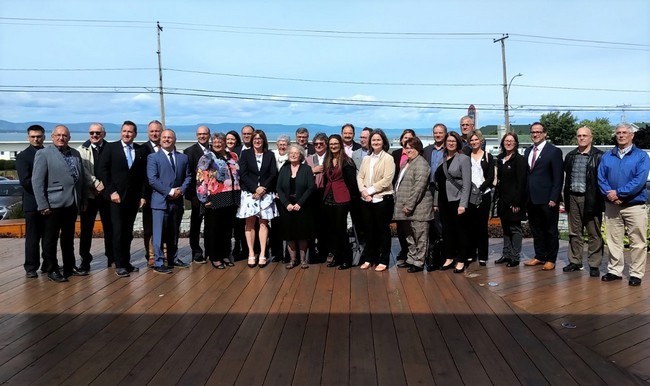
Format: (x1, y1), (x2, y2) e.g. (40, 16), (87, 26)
(17, 118), (648, 287)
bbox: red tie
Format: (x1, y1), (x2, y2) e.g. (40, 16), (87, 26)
(530, 146), (538, 169)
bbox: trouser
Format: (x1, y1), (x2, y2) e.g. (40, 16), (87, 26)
(325, 202), (352, 266)
(527, 202), (560, 262)
(395, 221), (409, 260)
(78, 196), (114, 269)
(604, 202), (647, 279)
(360, 196), (394, 266)
(42, 204), (77, 275)
(204, 206), (237, 262)
(440, 199), (469, 263)
(142, 205), (154, 262)
(23, 210), (45, 273)
(110, 199), (139, 269)
(466, 192), (492, 261)
(188, 200), (204, 257)
(567, 194), (603, 268)
(152, 203), (183, 267)
(405, 220), (429, 267)
(501, 220), (523, 261)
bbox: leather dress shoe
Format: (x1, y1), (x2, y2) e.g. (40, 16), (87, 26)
(525, 258), (544, 266)
(71, 267), (89, 276)
(601, 273), (622, 282)
(172, 260), (191, 269)
(397, 262), (412, 268)
(337, 263), (351, 270)
(495, 256), (511, 265)
(562, 263), (583, 272)
(541, 262), (556, 270)
(115, 268), (130, 278)
(26, 271), (38, 278)
(629, 276), (642, 286)
(48, 271), (69, 283)
(126, 266), (139, 273)
(154, 266), (173, 274)
(407, 265), (424, 273)
(589, 267), (600, 277)
(506, 260), (520, 267)
(426, 265), (440, 272)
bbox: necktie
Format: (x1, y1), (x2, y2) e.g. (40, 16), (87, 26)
(126, 145), (133, 169)
(168, 151), (176, 171)
(530, 146), (538, 169)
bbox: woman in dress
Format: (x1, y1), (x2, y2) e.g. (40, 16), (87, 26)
(225, 130), (242, 154)
(196, 133), (241, 269)
(237, 130), (278, 268)
(494, 133), (528, 267)
(322, 134), (358, 270)
(466, 130), (495, 266)
(434, 131), (471, 273)
(276, 145), (315, 269)
(357, 129), (395, 272)
(394, 137), (434, 272)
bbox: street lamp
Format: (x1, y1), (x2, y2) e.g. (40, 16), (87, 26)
(504, 73), (523, 131)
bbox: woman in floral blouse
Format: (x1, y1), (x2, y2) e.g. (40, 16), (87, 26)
(197, 132), (241, 269)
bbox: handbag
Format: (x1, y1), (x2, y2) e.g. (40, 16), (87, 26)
(442, 158), (482, 206)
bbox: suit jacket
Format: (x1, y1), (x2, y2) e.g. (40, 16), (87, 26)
(15, 145), (43, 212)
(524, 142), (564, 205)
(78, 140), (107, 199)
(238, 149), (278, 193)
(141, 141), (159, 201)
(98, 140), (147, 203)
(183, 142), (208, 201)
(393, 155), (433, 222)
(391, 148), (406, 186)
(357, 150), (395, 199)
(351, 147), (369, 171)
(32, 145), (85, 211)
(147, 149), (191, 210)
(434, 153), (471, 208)
(496, 152), (528, 222)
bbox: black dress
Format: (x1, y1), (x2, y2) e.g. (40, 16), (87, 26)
(276, 163), (315, 241)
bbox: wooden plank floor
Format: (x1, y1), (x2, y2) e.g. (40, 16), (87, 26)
(0, 237), (647, 385)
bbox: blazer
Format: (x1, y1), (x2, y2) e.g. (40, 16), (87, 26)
(183, 142), (208, 201)
(32, 145), (85, 212)
(77, 140), (107, 199)
(351, 147), (369, 172)
(238, 149), (278, 193)
(141, 141), (159, 201)
(15, 145), (43, 212)
(98, 140), (147, 203)
(434, 153), (471, 208)
(323, 161), (359, 203)
(276, 163), (315, 208)
(393, 155), (433, 222)
(391, 148), (407, 185)
(147, 149), (191, 210)
(496, 152), (528, 222)
(524, 142), (564, 205)
(357, 150), (395, 199)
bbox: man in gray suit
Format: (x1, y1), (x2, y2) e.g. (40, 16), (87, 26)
(32, 125), (86, 282)
(351, 127), (372, 171)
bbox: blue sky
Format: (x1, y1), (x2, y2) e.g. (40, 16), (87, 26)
(0, 0), (648, 130)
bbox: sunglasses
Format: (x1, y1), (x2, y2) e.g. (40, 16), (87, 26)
(89, 131), (102, 136)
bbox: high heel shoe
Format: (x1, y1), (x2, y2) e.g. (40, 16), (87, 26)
(247, 256), (257, 268)
(453, 263), (466, 273)
(258, 256), (268, 268)
(223, 258), (235, 267)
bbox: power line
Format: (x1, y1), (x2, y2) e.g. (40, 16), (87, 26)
(510, 39), (650, 52)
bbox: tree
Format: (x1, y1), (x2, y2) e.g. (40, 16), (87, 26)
(540, 111), (578, 145)
(633, 124), (650, 149)
(578, 117), (613, 145)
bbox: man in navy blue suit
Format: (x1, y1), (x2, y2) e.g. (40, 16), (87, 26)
(147, 129), (191, 274)
(523, 122), (564, 270)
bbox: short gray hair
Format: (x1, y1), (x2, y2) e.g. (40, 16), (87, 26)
(211, 132), (226, 142)
(287, 144), (306, 162)
(616, 122), (636, 133)
(276, 134), (291, 144)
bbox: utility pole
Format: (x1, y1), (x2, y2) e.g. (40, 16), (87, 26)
(494, 34), (510, 131)
(156, 21), (166, 129)
(616, 104), (631, 123)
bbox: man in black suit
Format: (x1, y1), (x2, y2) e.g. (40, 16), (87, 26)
(15, 124), (46, 278)
(141, 120), (163, 266)
(99, 120), (147, 277)
(341, 123), (361, 157)
(523, 122), (564, 270)
(183, 125), (211, 263)
(295, 127), (315, 155)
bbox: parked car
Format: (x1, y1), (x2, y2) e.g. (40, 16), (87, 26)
(0, 180), (23, 220)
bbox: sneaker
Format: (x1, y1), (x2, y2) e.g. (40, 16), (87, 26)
(601, 273), (622, 282)
(153, 266), (173, 274)
(26, 271), (38, 278)
(562, 263), (584, 272)
(115, 268), (130, 278)
(629, 276), (642, 286)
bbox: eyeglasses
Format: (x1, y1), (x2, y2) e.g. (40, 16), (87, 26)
(89, 131), (102, 136)
(314, 142), (326, 146)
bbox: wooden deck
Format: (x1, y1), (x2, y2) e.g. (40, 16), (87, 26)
(0, 237), (648, 385)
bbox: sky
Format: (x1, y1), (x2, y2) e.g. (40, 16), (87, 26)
(0, 0), (649, 131)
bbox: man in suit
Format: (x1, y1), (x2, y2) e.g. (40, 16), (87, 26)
(523, 122), (564, 270)
(147, 129), (192, 274)
(422, 123), (447, 270)
(351, 127), (371, 171)
(99, 120), (147, 278)
(184, 125), (211, 263)
(77, 122), (113, 272)
(16, 124), (46, 278)
(341, 123), (361, 157)
(295, 127), (315, 155)
(32, 125), (85, 282)
(141, 120), (163, 266)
